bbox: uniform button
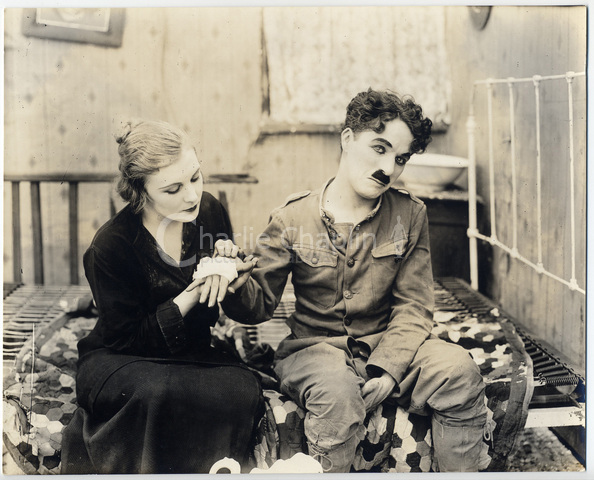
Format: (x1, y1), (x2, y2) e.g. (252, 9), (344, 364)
(355, 225), (360, 232)
(347, 258), (355, 268)
(344, 290), (353, 299)
(344, 317), (352, 326)
(311, 257), (318, 265)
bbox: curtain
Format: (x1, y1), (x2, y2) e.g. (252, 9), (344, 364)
(263, 6), (451, 127)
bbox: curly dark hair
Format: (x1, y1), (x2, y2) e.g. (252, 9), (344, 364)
(342, 88), (432, 155)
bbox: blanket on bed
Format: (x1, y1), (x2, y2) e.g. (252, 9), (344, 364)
(3, 280), (533, 473)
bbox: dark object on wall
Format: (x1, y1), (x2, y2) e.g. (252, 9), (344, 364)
(22, 8), (125, 47)
(421, 191), (489, 289)
(468, 6), (492, 31)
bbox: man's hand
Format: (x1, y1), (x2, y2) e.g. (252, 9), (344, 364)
(361, 372), (396, 412)
(188, 239), (244, 307)
(227, 255), (258, 294)
(185, 255), (258, 305)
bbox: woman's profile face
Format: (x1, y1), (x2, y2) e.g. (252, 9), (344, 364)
(142, 147), (204, 223)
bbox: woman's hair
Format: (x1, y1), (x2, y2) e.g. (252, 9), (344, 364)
(342, 88), (433, 155)
(114, 119), (193, 214)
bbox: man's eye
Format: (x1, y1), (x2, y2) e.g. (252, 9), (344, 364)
(373, 145), (386, 154)
(395, 156), (409, 166)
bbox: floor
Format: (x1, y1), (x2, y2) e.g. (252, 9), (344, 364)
(507, 427), (584, 472)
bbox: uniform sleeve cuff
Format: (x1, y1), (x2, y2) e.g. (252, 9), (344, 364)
(366, 357), (404, 393)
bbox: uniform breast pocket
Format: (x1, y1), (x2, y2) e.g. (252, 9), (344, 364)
(292, 244), (339, 309)
(371, 241), (405, 303)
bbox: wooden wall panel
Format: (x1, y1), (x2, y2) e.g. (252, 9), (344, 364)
(444, 6), (586, 368)
(161, 8), (263, 175)
(233, 132), (341, 250)
(4, 8), (263, 284)
(3, 186), (14, 283)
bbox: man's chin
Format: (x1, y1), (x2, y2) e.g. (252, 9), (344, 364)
(357, 188), (385, 201)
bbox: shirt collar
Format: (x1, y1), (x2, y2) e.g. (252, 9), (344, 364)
(318, 177), (384, 226)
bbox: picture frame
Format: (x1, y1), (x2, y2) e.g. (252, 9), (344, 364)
(21, 8), (125, 47)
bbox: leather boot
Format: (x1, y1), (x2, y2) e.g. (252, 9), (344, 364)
(431, 415), (492, 472)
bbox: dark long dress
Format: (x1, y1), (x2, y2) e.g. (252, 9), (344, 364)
(61, 193), (263, 474)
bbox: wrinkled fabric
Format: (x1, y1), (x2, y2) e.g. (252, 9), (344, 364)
(63, 357), (262, 474)
(64, 193), (264, 474)
(273, 337), (486, 472)
(223, 179), (435, 386)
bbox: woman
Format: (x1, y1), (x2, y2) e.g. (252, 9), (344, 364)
(61, 120), (261, 474)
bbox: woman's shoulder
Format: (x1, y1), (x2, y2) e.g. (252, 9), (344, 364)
(89, 205), (140, 254)
(200, 190), (222, 210)
(197, 191), (228, 222)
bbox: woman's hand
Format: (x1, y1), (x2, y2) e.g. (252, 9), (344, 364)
(197, 239), (244, 306)
(213, 238), (243, 259)
(195, 256), (257, 307)
(182, 238), (258, 308)
(185, 256), (258, 302)
(361, 372), (396, 412)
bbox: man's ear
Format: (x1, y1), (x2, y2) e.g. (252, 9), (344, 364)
(340, 128), (354, 151)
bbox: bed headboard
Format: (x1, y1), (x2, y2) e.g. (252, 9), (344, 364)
(466, 71), (586, 297)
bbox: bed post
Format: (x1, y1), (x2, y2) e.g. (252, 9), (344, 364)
(466, 88), (479, 291)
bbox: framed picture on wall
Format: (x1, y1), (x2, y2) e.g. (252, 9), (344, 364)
(22, 8), (125, 47)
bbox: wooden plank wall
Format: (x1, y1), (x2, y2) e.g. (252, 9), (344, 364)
(442, 6), (587, 369)
(4, 8), (263, 285)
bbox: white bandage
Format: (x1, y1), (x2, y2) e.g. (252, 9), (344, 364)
(193, 257), (238, 283)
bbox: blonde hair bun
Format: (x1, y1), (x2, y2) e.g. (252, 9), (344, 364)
(114, 118), (143, 145)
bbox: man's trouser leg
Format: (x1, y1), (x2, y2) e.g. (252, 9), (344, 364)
(274, 343), (366, 473)
(395, 336), (491, 472)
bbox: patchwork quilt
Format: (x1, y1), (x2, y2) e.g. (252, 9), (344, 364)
(3, 281), (533, 473)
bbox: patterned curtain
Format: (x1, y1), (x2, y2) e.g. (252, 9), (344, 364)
(263, 6), (451, 128)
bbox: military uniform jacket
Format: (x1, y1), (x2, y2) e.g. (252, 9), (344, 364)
(222, 179), (435, 386)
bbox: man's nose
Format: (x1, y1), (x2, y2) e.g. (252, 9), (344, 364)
(379, 157), (396, 177)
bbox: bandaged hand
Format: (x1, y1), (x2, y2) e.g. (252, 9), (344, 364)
(361, 372), (396, 412)
(188, 257), (237, 308)
(185, 255), (258, 307)
(193, 257), (238, 283)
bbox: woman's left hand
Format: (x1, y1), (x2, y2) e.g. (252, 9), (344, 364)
(187, 255), (258, 307)
(186, 239), (246, 307)
(213, 239), (243, 259)
(199, 239), (242, 306)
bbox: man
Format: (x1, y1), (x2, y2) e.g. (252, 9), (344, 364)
(223, 89), (490, 472)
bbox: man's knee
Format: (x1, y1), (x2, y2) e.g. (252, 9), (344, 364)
(443, 347), (484, 397)
(274, 343), (366, 446)
(433, 345), (486, 422)
(275, 343), (364, 407)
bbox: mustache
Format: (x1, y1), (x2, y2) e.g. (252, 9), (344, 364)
(371, 170), (391, 186)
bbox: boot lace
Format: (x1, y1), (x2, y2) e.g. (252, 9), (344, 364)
(483, 418), (496, 447)
(308, 442), (334, 472)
